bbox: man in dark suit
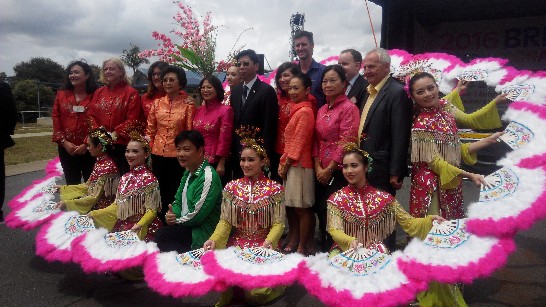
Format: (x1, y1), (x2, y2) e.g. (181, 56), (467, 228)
(359, 48), (412, 250)
(338, 49), (368, 110)
(1, 81), (17, 222)
(229, 49), (279, 181)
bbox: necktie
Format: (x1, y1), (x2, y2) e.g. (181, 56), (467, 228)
(242, 85), (248, 105)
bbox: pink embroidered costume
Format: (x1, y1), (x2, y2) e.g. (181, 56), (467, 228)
(208, 174), (285, 249)
(89, 165), (162, 242)
(193, 98), (234, 164)
(59, 155), (119, 214)
(327, 184), (433, 253)
(410, 97), (502, 220)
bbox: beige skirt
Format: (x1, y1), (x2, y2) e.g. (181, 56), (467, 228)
(284, 165), (315, 208)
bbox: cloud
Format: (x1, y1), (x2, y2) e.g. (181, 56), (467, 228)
(0, 0), (381, 75)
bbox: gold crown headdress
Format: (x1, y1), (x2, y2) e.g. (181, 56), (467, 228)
(236, 125), (268, 162)
(342, 142), (373, 172)
(120, 120), (150, 152)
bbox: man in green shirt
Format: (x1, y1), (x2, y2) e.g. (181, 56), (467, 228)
(154, 130), (222, 252)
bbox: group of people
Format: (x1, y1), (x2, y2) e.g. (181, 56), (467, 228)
(50, 30), (508, 306)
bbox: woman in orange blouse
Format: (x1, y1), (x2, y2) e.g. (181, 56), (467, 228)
(146, 65), (196, 223)
(52, 60), (98, 184)
(88, 58), (141, 175)
(141, 61), (168, 120)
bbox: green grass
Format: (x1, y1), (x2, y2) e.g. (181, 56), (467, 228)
(5, 136), (57, 165)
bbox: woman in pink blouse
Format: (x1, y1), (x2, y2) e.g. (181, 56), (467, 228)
(194, 75), (234, 181)
(313, 65), (360, 251)
(146, 65), (196, 223)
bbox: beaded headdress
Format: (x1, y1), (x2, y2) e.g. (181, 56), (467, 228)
(122, 120), (150, 152)
(236, 125), (268, 163)
(89, 128), (113, 152)
(342, 142), (373, 172)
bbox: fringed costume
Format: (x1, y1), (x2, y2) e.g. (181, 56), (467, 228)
(327, 184), (433, 254)
(410, 97), (501, 219)
(327, 183), (467, 306)
(59, 155), (119, 214)
(209, 174), (286, 306)
(89, 165), (162, 242)
(210, 174), (285, 249)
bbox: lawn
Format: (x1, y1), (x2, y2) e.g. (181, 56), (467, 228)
(5, 136), (57, 165)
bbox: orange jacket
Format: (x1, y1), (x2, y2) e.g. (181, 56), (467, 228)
(280, 101), (315, 169)
(146, 91), (195, 157)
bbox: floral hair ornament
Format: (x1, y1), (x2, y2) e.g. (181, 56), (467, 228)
(342, 142), (373, 173)
(89, 127), (113, 152)
(236, 125), (269, 166)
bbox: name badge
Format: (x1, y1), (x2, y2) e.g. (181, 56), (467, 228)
(73, 106), (85, 113)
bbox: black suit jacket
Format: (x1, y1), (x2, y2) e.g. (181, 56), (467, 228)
(230, 78), (279, 169)
(359, 76), (412, 194)
(347, 75), (368, 110)
(0, 82), (16, 149)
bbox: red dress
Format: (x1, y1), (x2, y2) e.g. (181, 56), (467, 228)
(409, 99), (464, 220)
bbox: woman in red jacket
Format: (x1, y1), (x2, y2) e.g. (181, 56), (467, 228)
(88, 58), (141, 175)
(52, 60), (98, 184)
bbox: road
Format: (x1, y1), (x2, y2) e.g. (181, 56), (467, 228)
(1, 171), (544, 306)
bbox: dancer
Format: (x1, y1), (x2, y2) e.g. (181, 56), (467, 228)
(408, 72), (503, 219)
(203, 127), (286, 306)
(56, 128), (119, 214)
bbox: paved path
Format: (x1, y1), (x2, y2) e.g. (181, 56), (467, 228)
(11, 131), (52, 139)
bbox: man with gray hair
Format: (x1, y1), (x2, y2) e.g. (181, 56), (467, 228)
(358, 47), (412, 249)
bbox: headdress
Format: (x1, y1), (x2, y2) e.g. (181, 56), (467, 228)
(89, 128), (113, 152)
(342, 142), (373, 173)
(121, 120), (150, 152)
(236, 125), (268, 163)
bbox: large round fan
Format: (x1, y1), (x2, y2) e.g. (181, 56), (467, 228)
(398, 219), (516, 284)
(468, 165), (546, 237)
(72, 228), (157, 273)
(299, 248), (427, 307)
(200, 246), (304, 289)
(5, 193), (60, 230)
(144, 249), (226, 298)
(8, 176), (58, 210)
(36, 211), (95, 263)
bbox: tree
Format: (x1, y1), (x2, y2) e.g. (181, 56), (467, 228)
(12, 80), (55, 112)
(121, 43), (149, 82)
(89, 64), (102, 84)
(0, 72), (7, 82)
(13, 57), (64, 84)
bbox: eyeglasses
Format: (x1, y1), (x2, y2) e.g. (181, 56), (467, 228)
(235, 61), (252, 67)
